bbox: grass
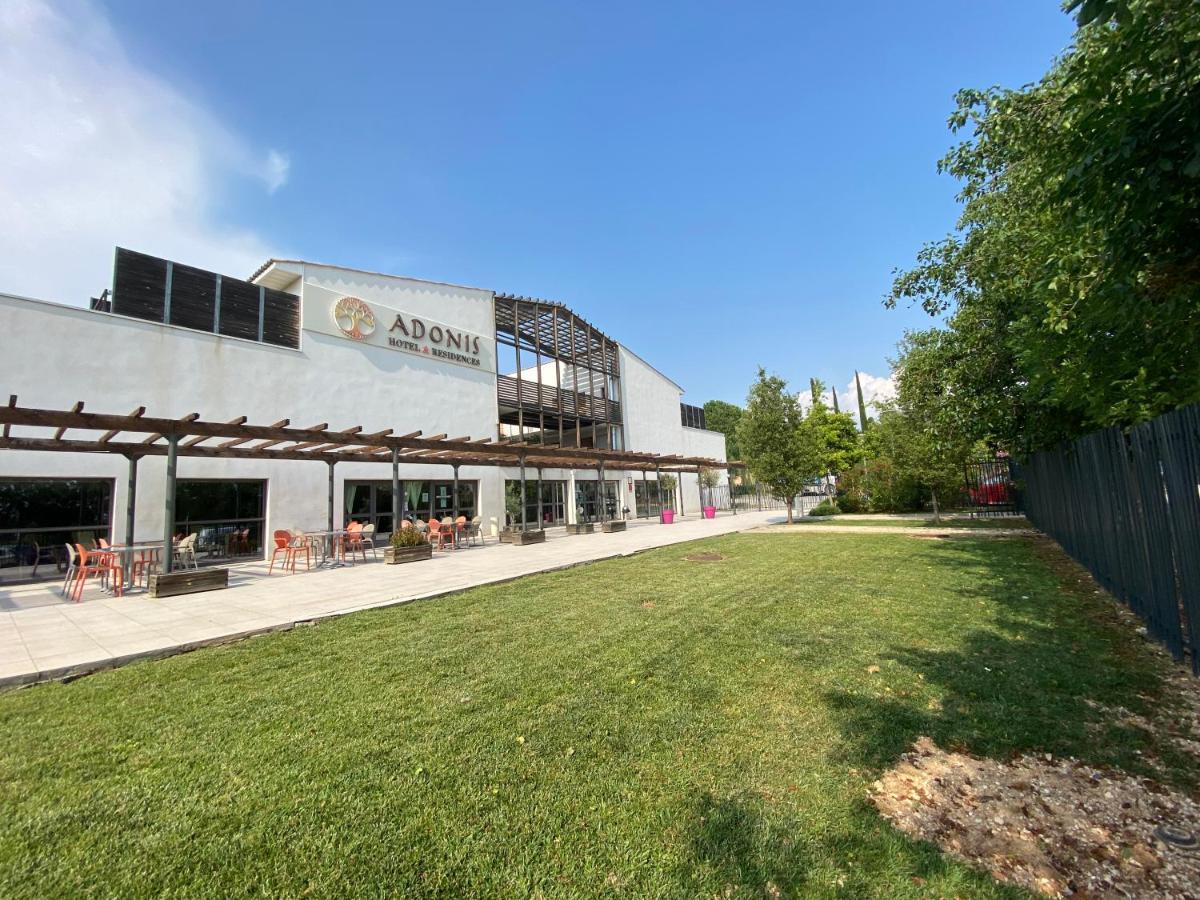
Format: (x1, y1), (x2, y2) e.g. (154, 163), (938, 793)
(0, 532), (1191, 898)
(794, 515), (1032, 529)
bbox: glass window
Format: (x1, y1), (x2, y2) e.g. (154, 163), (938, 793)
(504, 479), (565, 526)
(174, 480), (266, 563)
(0, 479), (113, 584)
(573, 479), (620, 522)
(345, 480), (478, 531)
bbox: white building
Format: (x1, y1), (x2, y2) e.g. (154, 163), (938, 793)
(0, 249), (728, 582)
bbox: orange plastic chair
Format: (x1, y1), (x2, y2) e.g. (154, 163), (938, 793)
(132, 547), (161, 587)
(424, 519), (445, 550)
(72, 543), (123, 601)
(268, 530), (309, 574)
(344, 521), (366, 561)
(439, 517), (457, 551)
(455, 516), (468, 548)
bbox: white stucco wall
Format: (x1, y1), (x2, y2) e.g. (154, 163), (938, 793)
(0, 268), (728, 558)
(616, 347), (728, 514)
(0, 283), (506, 543)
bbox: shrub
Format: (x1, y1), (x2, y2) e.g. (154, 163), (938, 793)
(391, 527), (427, 548)
(835, 465), (869, 513)
(808, 500), (837, 516)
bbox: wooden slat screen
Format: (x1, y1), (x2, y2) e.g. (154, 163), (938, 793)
(109, 247), (299, 349)
(111, 248), (167, 322)
(217, 280), (260, 342)
(167, 262), (216, 332)
(262, 288), (300, 348)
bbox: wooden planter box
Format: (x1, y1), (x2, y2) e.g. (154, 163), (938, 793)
(148, 567), (228, 599)
(383, 543), (433, 565)
(565, 523), (595, 535)
(601, 521), (627, 533)
(509, 529), (546, 545)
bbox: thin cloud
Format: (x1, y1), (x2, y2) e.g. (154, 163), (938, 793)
(798, 371), (897, 426)
(0, 0), (287, 306)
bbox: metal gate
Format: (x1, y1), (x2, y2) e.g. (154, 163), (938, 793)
(964, 458), (1022, 518)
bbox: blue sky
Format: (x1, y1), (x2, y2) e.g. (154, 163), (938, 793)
(2, 1), (1075, 409)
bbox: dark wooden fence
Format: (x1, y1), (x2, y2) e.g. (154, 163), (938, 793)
(1023, 403), (1200, 674)
(111, 248), (300, 349)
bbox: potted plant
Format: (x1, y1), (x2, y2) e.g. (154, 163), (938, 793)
(700, 468), (721, 518)
(499, 486), (525, 543)
(384, 526), (433, 564)
(658, 474), (677, 523)
(566, 505), (594, 535)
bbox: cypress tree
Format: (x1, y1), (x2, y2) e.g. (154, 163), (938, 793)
(855, 371), (870, 431)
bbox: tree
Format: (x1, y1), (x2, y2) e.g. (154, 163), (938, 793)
(702, 400), (743, 461)
(890, 330), (977, 521)
(802, 397), (860, 477)
(888, 0), (1200, 453)
(737, 369), (823, 523)
(855, 371), (870, 431)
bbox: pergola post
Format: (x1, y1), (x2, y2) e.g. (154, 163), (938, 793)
(519, 452), (528, 531)
(678, 470), (685, 516)
(640, 469), (648, 519)
(327, 460), (336, 534)
(452, 464), (460, 519)
(598, 462), (606, 523)
(655, 464), (662, 519)
(124, 454), (138, 577)
(162, 435), (178, 574)
(536, 466), (543, 529)
(391, 447), (401, 533)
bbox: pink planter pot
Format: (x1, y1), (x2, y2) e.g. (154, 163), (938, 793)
(660, 510), (675, 524)
(703, 506), (717, 519)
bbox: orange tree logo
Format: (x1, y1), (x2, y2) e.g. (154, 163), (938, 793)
(332, 296), (376, 340)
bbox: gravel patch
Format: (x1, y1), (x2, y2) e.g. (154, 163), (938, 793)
(872, 737), (1200, 897)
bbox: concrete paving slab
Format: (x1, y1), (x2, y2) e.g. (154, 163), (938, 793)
(0, 511), (781, 688)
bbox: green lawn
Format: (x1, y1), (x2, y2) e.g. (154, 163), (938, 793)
(0, 533), (1191, 898)
(792, 515), (1032, 529)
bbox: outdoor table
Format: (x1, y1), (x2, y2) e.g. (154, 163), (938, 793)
(304, 530), (352, 569)
(107, 540), (168, 592)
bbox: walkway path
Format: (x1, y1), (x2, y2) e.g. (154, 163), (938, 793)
(0, 511), (781, 689)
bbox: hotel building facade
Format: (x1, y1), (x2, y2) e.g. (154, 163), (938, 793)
(0, 249), (728, 583)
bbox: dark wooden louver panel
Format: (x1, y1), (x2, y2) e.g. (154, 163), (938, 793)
(111, 248), (167, 322)
(167, 263), (216, 332)
(109, 247), (300, 349)
(217, 280), (260, 342)
(261, 289), (300, 348)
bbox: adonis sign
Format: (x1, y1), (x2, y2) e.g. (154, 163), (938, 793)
(328, 296), (485, 369)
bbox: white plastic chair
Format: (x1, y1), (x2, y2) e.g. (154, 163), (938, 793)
(173, 533), (199, 569)
(60, 543), (78, 597)
(360, 524), (378, 559)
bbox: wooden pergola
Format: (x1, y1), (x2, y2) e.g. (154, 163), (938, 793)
(0, 397), (730, 572)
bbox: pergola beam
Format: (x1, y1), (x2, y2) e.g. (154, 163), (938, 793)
(0, 402), (729, 470)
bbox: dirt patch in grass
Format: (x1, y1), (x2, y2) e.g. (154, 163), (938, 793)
(871, 736), (1200, 897)
(684, 552), (727, 562)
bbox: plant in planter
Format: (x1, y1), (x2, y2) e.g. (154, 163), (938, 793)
(499, 486), (526, 542)
(658, 474), (677, 522)
(565, 505), (595, 535)
(384, 526), (433, 564)
(699, 467), (721, 517)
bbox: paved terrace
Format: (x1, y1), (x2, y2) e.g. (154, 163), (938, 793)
(0, 511), (781, 689)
